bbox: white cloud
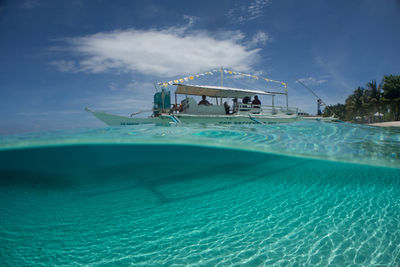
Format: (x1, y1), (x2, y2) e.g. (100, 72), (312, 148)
(227, 0), (271, 23)
(108, 83), (118, 91)
(53, 27), (263, 77)
(248, 0), (271, 19)
(314, 56), (354, 92)
(183, 15), (199, 28)
(297, 76), (328, 86)
(74, 81), (156, 114)
(247, 31), (270, 47)
(50, 60), (77, 72)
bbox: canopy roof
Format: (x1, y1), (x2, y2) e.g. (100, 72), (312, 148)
(174, 84), (273, 98)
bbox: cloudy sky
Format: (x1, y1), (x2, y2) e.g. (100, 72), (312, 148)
(1, 0), (400, 133)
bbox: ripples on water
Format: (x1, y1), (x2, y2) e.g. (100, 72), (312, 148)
(1, 120), (400, 167)
(0, 121), (400, 265)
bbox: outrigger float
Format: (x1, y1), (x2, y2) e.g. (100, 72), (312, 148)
(86, 69), (301, 125)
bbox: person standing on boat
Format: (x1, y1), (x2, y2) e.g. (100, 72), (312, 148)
(252, 95), (261, 105)
(232, 98), (238, 113)
(198, 95), (211, 105)
(224, 102), (230, 114)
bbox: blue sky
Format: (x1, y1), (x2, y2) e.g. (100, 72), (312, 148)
(1, 0), (400, 134)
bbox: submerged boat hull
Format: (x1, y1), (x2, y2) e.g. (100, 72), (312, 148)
(86, 108), (301, 126)
(301, 116), (341, 122)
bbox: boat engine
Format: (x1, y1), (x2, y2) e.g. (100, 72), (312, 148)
(153, 88), (171, 116)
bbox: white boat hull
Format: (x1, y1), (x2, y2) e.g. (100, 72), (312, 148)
(169, 113), (301, 124)
(86, 108), (301, 126)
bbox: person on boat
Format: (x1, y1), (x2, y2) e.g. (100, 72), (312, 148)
(252, 95), (261, 105)
(198, 95), (211, 105)
(224, 102), (230, 114)
(242, 96), (251, 104)
(232, 98), (238, 113)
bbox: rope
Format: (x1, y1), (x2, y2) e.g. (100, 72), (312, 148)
(296, 80), (338, 117)
(131, 109), (153, 117)
(249, 116), (264, 124)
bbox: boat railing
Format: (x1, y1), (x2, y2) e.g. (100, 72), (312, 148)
(168, 102), (298, 116)
(236, 104), (298, 115)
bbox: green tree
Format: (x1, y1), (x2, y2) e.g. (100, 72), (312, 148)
(345, 87), (365, 121)
(382, 75), (400, 121)
(361, 88), (371, 118)
(365, 80), (383, 121)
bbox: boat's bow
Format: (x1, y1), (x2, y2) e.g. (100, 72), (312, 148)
(85, 107), (160, 126)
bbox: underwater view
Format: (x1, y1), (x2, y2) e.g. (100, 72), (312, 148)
(1, 121), (400, 265)
(2, 0), (400, 265)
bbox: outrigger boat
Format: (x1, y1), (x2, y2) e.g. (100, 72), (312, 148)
(86, 69), (301, 125)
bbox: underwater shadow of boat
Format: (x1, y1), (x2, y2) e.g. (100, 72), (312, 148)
(85, 157), (309, 203)
(0, 169), (77, 190)
(0, 144), (310, 202)
(83, 161), (264, 201)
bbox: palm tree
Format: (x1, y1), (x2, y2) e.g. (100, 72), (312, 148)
(365, 80), (382, 121)
(361, 88), (371, 119)
(382, 75), (400, 121)
(345, 87), (365, 121)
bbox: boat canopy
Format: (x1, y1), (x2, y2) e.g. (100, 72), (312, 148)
(174, 84), (273, 98)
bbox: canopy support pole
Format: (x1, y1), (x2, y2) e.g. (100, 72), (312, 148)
(220, 66), (224, 87)
(272, 95), (275, 107)
(285, 84), (288, 110)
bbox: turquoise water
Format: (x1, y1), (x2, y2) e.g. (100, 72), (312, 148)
(1, 121), (400, 265)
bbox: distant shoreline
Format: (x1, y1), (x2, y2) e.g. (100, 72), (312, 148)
(368, 121), (400, 127)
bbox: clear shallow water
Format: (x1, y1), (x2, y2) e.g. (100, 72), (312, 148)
(1, 121), (400, 167)
(1, 121), (400, 265)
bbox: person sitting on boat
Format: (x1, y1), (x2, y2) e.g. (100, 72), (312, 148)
(242, 96), (251, 104)
(252, 95), (261, 106)
(198, 95), (211, 105)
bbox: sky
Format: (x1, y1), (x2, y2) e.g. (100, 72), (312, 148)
(1, 0), (400, 134)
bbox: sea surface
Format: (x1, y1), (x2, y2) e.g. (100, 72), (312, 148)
(1, 120), (400, 266)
